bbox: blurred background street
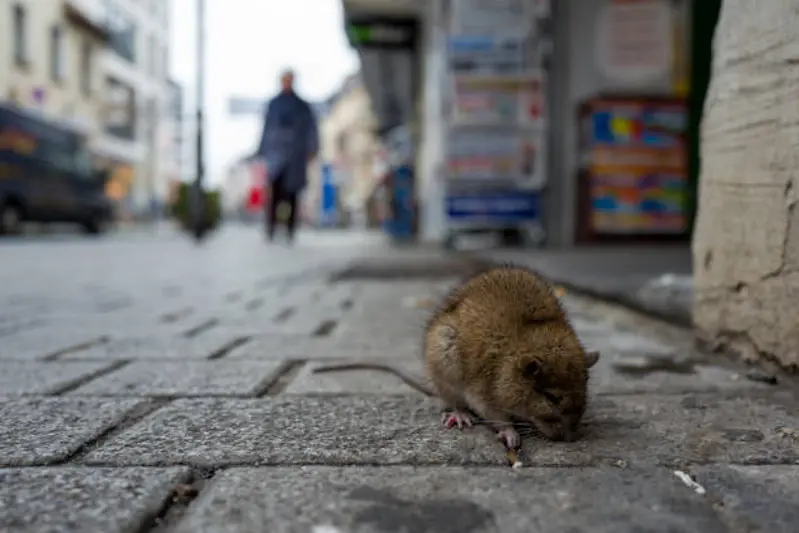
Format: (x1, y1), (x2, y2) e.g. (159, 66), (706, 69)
(2, 0), (799, 531)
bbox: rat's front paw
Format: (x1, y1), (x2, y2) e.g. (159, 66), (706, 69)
(441, 410), (474, 429)
(497, 427), (521, 449)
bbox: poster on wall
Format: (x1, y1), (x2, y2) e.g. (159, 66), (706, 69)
(589, 100), (686, 149)
(449, 0), (530, 35)
(446, 189), (541, 223)
(443, 0), (550, 238)
(590, 172), (686, 233)
(596, 0), (673, 85)
(451, 74), (545, 127)
(447, 128), (545, 188)
(584, 98), (688, 234)
(448, 35), (529, 75)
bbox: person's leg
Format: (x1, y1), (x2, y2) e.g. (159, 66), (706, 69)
(266, 174), (283, 241)
(285, 191), (298, 243)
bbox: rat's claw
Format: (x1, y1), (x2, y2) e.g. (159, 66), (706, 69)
(497, 427), (521, 449)
(441, 410), (474, 429)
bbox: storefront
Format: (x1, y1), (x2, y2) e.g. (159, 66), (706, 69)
(545, 0), (720, 246)
(343, 13), (421, 240)
(405, 0), (721, 247)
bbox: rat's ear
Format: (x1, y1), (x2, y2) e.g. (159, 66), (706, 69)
(522, 359), (542, 380)
(584, 350), (600, 368)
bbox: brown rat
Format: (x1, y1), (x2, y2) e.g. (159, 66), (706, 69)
(424, 265), (599, 447)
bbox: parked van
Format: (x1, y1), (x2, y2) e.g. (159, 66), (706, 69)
(0, 104), (114, 235)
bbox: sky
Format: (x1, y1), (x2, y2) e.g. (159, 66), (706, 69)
(169, 0), (360, 185)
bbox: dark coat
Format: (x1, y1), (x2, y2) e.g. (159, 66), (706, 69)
(256, 90), (319, 194)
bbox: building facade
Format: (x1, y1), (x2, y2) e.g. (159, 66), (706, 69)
(307, 73), (382, 225)
(0, 0), (109, 137)
(91, 0), (172, 219)
(0, 0), (174, 219)
(163, 78), (184, 205)
(342, 0), (705, 247)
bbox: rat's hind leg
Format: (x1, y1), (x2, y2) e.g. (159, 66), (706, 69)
(441, 409), (475, 429)
(433, 381), (475, 429)
(424, 319), (474, 428)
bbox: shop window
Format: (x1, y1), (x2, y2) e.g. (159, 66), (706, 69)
(13, 4), (28, 66)
(80, 40), (93, 96)
(50, 26), (66, 82)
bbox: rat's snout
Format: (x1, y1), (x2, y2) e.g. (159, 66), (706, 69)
(532, 417), (568, 441)
(548, 427), (579, 442)
(532, 417), (582, 442)
(562, 418), (586, 442)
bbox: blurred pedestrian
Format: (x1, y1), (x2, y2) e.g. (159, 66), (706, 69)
(256, 68), (319, 244)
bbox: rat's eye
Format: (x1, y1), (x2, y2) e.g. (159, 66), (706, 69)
(537, 388), (562, 405)
(538, 414), (561, 424)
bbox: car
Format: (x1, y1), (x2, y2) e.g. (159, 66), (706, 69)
(0, 104), (114, 236)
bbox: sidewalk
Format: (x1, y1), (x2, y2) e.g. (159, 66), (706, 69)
(1, 245), (798, 532)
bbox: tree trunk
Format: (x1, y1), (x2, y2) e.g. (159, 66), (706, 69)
(693, 0), (799, 370)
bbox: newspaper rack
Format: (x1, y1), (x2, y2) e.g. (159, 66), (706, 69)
(441, 0), (550, 247)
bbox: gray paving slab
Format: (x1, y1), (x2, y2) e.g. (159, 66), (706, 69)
(579, 328), (676, 355)
(0, 397), (145, 466)
(69, 360), (287, 397)
(84, 392), (799, 468)
(174, 466), (726, 533)
(289, 311), (350, 336)
(336, 314), (427, 341)
(84, 396), (500, 467)
(0, 329), (106, 360)
(589, 353), (768, 395)
(226, 335), (421, 360)
(0, 361), (117, 396)
(0, 466), (190, 533)
(60, 333), (241, 360)
(693, 465), (799, 532)
(284, 359), (428, 395)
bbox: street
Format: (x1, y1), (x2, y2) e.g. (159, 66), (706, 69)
(0, 225), (797, 533)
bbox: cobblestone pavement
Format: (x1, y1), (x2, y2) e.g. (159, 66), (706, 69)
(1, 226), (798, 532)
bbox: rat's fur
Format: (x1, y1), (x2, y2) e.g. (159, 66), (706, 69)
(424, 264), (599, 443)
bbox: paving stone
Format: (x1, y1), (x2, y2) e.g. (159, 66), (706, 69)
(270, 314), (347, 336)
(0, 361), (117, 396)
(70, 360), (287, 397)
(84, 396), (500, 467)
(227, 335), (421, 360)
(0, 397), (145, 466)
(337, 314), (427, 340)
(693, 465), (799, 532)
(589, 353), (769, 394)
(0, 329), (106, 360)
(60, 333), (242, 360)
(84, 392), (799, 468)
(174, 466), (726, 533)
(0, 466), (190, 533)
(284, 359), (428, 395)
(580, 329), (676, 355)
